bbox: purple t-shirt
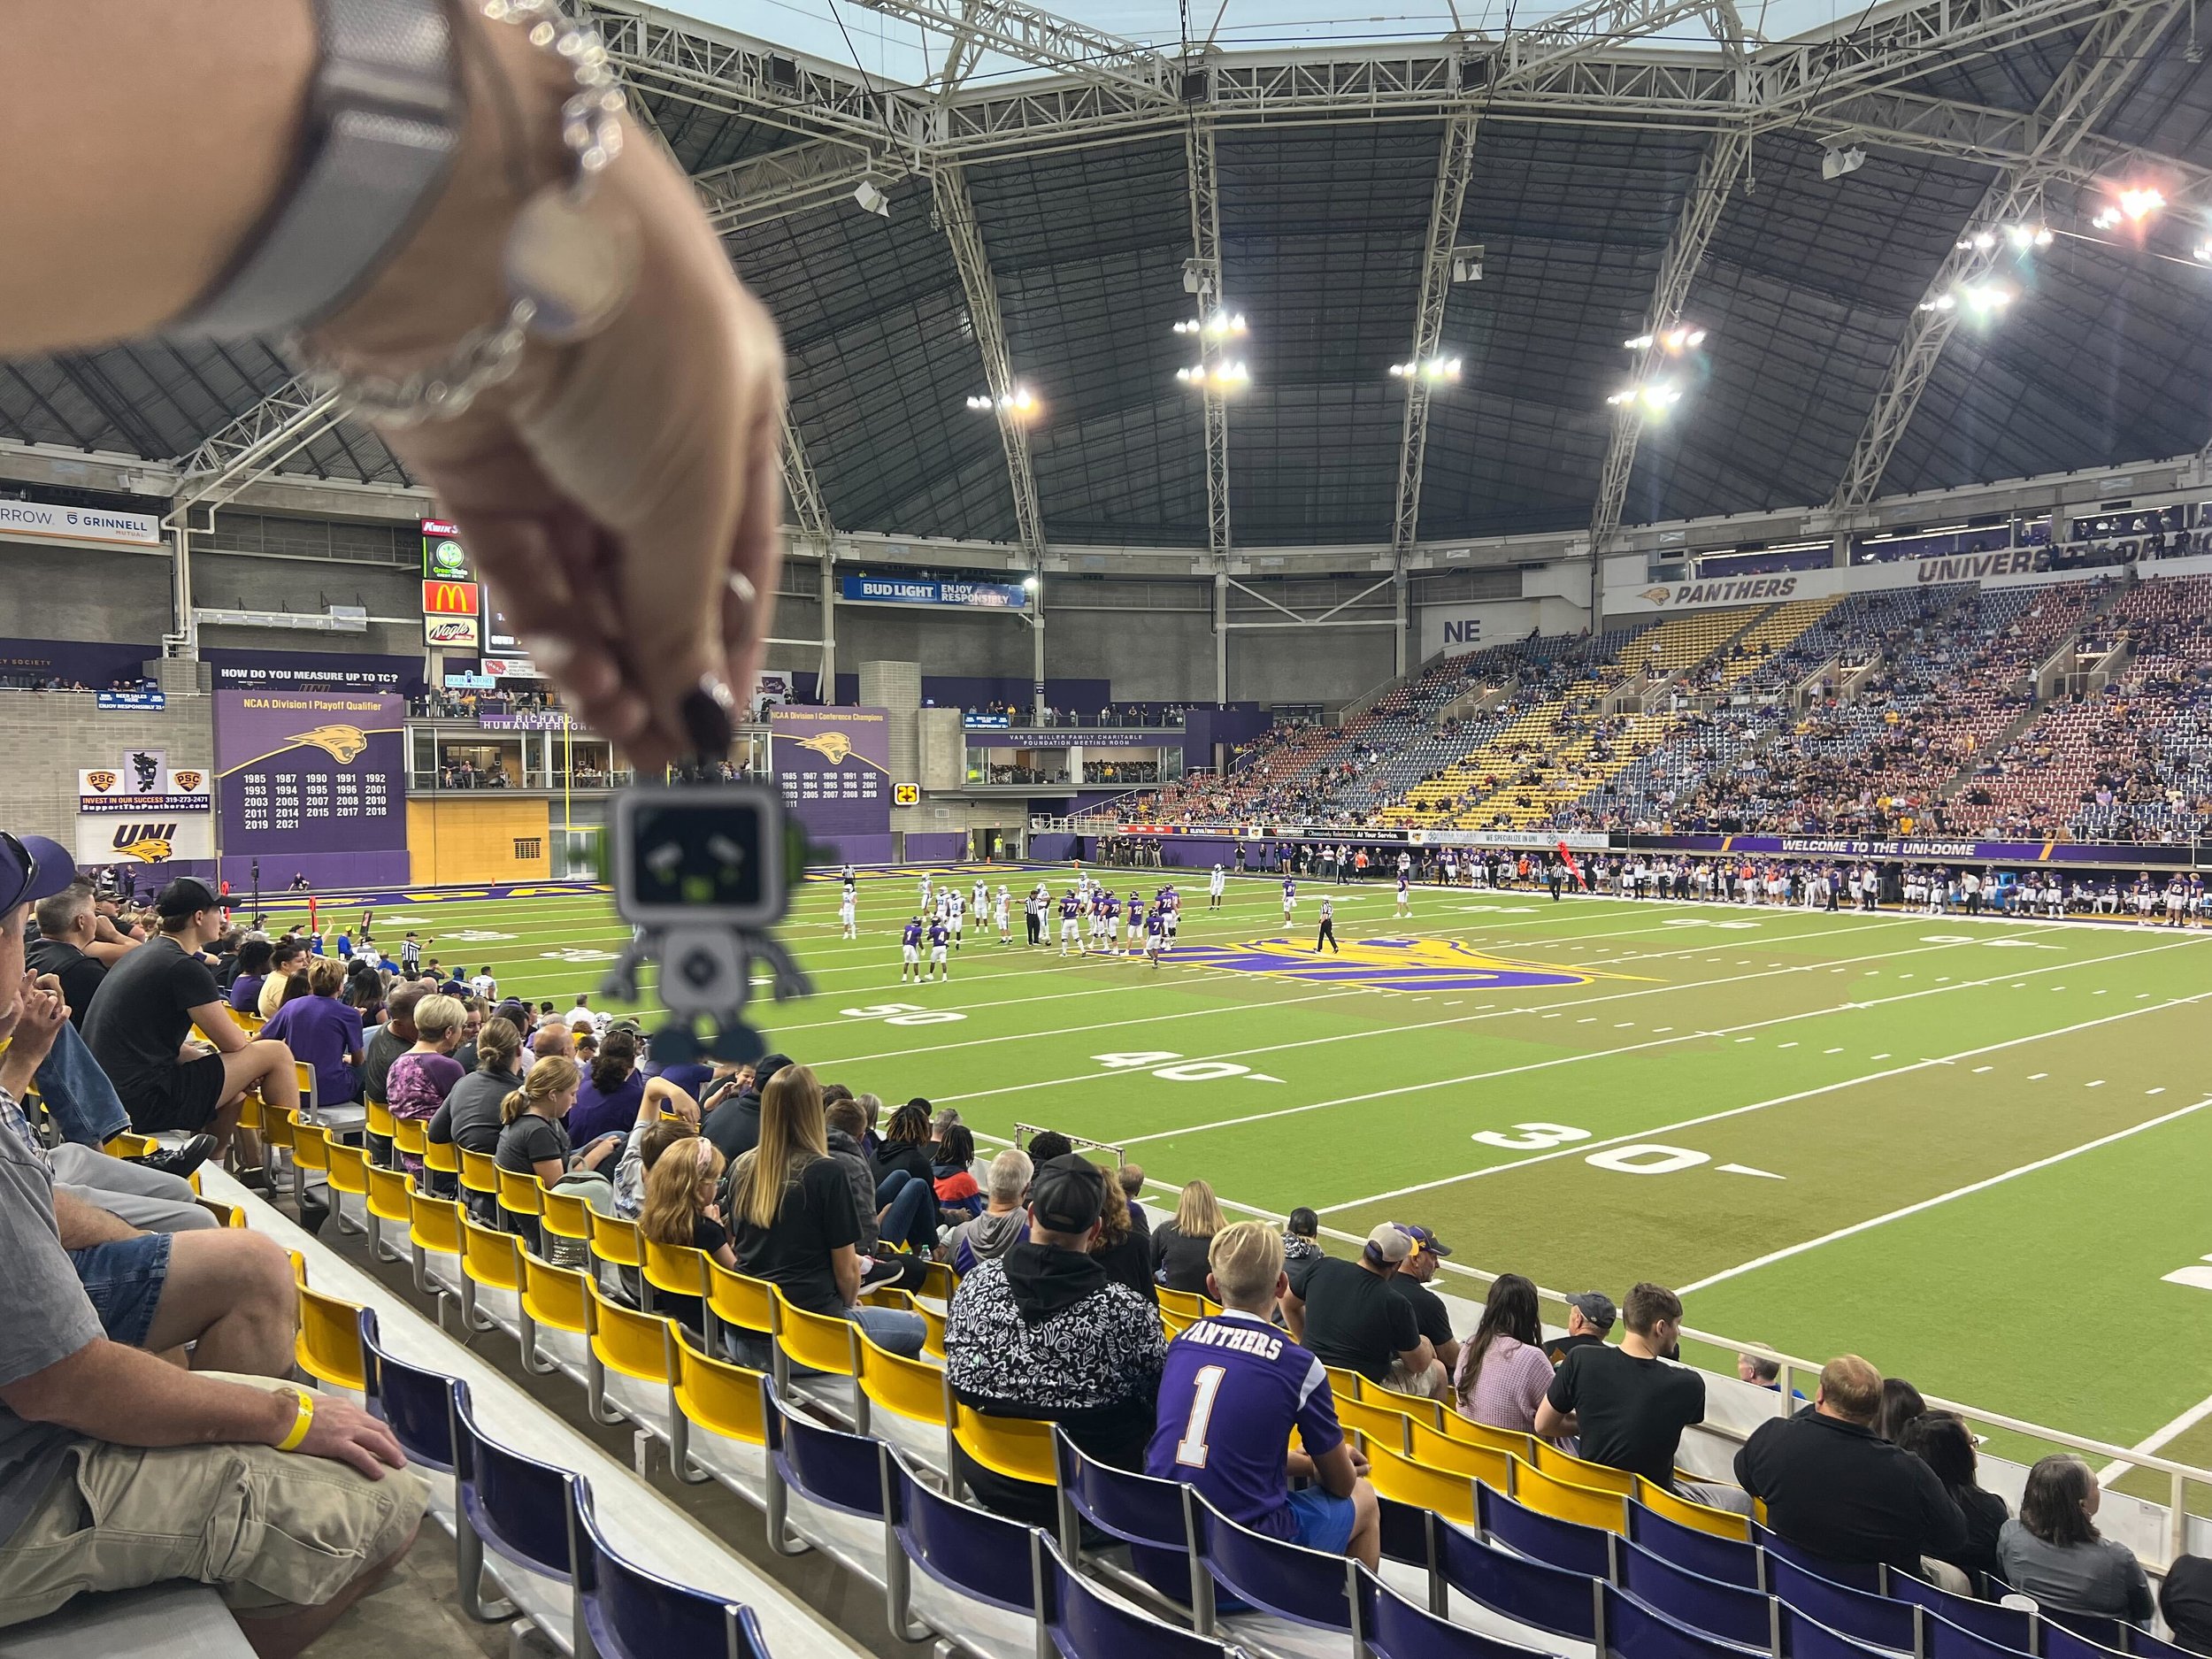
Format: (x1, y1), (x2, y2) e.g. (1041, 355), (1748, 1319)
(1146, 1309), (1344, 1539)
(261, 995), (364, 1104)
(567, 1068), (645, 1144)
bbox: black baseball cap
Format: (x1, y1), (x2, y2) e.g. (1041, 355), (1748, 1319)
(0, 834), (75, 917)
(155, 876), (223, 918)
(1028, 1155), (1106, 1234)
(1566, 1291), (1617, 1330)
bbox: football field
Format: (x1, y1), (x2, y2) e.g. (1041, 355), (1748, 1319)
(292, 865), (2212, 1465)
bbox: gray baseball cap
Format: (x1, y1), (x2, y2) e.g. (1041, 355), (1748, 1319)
(1566, 1291), (1617, 1329)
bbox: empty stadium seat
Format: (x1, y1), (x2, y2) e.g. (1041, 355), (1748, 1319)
(569, 1478), (772, 1659)
(882, 1443), (1040, 1658)
(1033, 1529), (1241, 1659)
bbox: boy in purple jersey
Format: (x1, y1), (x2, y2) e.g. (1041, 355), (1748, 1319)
(900, 917), (924, 983)
(1101, 893), (1120, 956)
(1147, 1221), (1379, 1566)
(1143, 904), (1165, 967)
(926, 915), (951, 981)
(1059, 890), (1082, 955)
(1281, 874), (1296, 924)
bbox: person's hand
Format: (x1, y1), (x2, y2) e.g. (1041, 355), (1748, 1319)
(308, 12), (783, 772)
(1346, 1444), (1371, 1478)
(292, 1391), (408, 1480)
(580, 1135), (618, 1171)
(703, 1199), (724, 1225)
(1, 975), (67, 1078)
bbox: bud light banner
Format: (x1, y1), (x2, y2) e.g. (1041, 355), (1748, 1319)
(770, 706), (892, 861)
(213, 690), (411, 889)
(840, 575), (1028, 609)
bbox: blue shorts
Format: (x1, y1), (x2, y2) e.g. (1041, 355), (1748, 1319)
(68, 1232), (174, 1348)
(1285, 1485), (1358, 1555)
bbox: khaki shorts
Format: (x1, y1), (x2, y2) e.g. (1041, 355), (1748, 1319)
(0, 1375), (426, 1627)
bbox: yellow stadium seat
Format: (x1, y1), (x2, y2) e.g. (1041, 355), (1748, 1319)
(365, 1099), (396, 1145)
(323, 1141), (371, 1237)
(1439, 1412), (1540, 1459)
(407, 1191), (465, 1302)
(916, 1259), (958, 1304)
(458, 1148), (501, 1202)
(537, 1187), (594, 1264)
(295, 1283), (367, 1394)
(589, 1210), (645, 1270)
(772, 1288), (861, 1392)
(915, 1301), (947, 1362)
(641, 1237), (709, 1319)
(585, 1279), (675, 1434)
(103, 1132), (157, 1160)
(1156, 1286), (1209, 1320)
(1408, 1419), (1517, 1489)
(1325, 1365), (1365, 1403)
(1161, 1305), (1199, 1339)
(288, 1120), (332, 1215)
(197, 1197), (246, 1229)
(853, 1329), (951, 1450)
(1366, 1383), (1446, 1432)
(364, 1163), (414, 1261)
(459, 1216), (526, 1335)
(421, 1132), (458, 1184)
(518, 1251), (591, 1379)
(952, 1398), (1056, 1494)
(670, 1328), (770, 1497)
(1336, 1394), (1416, 1454)
(1363, 1434), (1477, 1525)
(392, 1117), (429, 1168)
(705, 1262), (780, 1355)
(1534, 1439), (1638, 1498)
(289, 1250), (308, 1287)
(1511, 1458), (1629, 1533)
(1636, 1478), (1752, 1540)
(494, 1167), (544, 1230)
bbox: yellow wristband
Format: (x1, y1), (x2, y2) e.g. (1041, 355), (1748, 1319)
(276, 1387), (316, 1453)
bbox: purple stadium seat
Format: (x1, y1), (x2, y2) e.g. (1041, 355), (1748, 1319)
(1355, 1564), (1567, 1659)
(1887, 1571), (2034, 1651)
(1773, 1601), (1893, 1659)
(1755, 1526), (1886, 1594)
(1033, 1531), (1242, 1659)
(1601, 1581), (1753, 1659)
(1765, 1555), (1919, 1651)
(357, 1305), (457, 1473)
(1440, 1518), (1602, 1642)
(1617, 1539), (1774, 1649)
(1480, 1480), (1619, 1578)
(569, 1479), (771, 1659)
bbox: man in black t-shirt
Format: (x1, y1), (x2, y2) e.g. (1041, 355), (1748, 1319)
(1384, 1225), (1460, 1379)
(26, 882), (107, 1027)
(1283, 1225), (1446, 1397)
(82, 879), (300, 1156)
(1536, 1282), (1711, 1494)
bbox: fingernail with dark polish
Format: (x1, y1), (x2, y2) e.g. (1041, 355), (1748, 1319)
(682, 676), (735, 757)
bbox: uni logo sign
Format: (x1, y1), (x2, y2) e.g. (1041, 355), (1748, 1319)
(110, 824), (177, 863)
(422, 579), (480, 616)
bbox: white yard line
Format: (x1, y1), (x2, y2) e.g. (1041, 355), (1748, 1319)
(1106, 935), (2210, 1158)
(1311, 985), (2212, 1214)
(1680, 1096), (2212, 1294)
(2096, 1391), (2212, 1486)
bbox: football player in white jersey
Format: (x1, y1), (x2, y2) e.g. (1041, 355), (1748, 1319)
(948, 886), (965, 949)
(918, 872), (933, 912)
(839, 882), (858, 939)
(972, 878), (990, 926)
(994, 884), (1010, 944)
(1208, 864), (1225, 909)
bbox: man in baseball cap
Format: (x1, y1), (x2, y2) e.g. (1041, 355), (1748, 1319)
(82, 865), (299, 1158)
(941, 1153), (1164, 1528)
(1546, 1290), (1617, 1364)
(1280, 1222), (1448, 1400)
(1389, 1224), (1463, 1379)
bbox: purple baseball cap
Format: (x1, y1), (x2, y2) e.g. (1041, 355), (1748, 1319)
(0, 834), (76, 917)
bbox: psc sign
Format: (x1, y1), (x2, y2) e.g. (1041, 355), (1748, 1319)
(894, 783), (920, 806)
(421, 579), (480, 617)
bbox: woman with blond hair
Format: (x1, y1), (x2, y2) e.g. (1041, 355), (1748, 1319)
(1151, 1179), (1225, 1295)
(492, 1055), (620, 1240)
(640, 1136), (734, 1334)
(726, 1064), (926, 1363)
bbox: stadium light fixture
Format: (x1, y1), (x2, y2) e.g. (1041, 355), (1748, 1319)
(966, 387), (1038, 416)
(2195, 241), (2212, 265)
(1388, 357), (1463, 382)
(1821, 144), (1865, 180)
(853, 178), (891, 218)
(1176, 362), (1250, 390)
(2093, 188), (2166, 231)
(1623, 326), (1707, 353)
(1172, 311), (1248, 340)
(1922, 281), (2013, 318)
(1606, 381), (1683, 416)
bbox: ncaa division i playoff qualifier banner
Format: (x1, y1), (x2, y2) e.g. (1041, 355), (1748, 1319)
(770, 705), (892, 864)
(213, 690), (411, 891)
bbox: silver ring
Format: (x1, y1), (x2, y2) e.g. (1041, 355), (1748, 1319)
(727, 572), (757, 605)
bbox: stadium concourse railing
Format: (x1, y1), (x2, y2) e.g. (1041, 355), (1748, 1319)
(1030, 816), (2212, 872)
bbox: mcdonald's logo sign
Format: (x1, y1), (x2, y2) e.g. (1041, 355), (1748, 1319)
(422, 579), (480, 617)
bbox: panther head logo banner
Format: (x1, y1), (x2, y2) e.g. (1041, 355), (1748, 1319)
(1171, 936), (1601, 991)
(111, 826), (175, 863)
(796, 731), (854, 765)
(1641, 587), (1671, 606)
(288, 725), (370, 764)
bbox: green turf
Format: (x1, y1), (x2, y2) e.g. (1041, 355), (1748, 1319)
(290, 866), (2212, 1450)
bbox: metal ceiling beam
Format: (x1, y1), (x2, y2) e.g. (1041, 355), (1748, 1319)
(592, 0), (2168, 206)
(1493, 0), (1743, 88)
(697, 139), (886, 232)
(173, 376), (342, 490)
(780, 404), (834, 554)
(1588, 125), (1750, 563)
(1828, 0), (2187, 512)
(933, 165), (1048, 565)
(842, 0), (1176, 102)
(1185, 118), (1231, 572)
(1391, 111), (1482, 560)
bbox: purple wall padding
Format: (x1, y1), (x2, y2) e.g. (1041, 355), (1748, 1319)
(902, 832), (968, 862)
(809, 833), (895, 867)
(1026, 833), (1079, 862)
(1183, 707), (1274, 770)
(219, 849), (413, 895)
